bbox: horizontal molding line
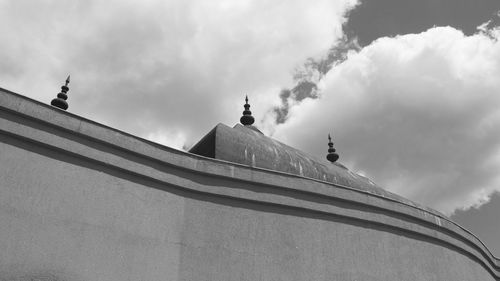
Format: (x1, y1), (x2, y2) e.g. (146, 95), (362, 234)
(0, 125), (499, 278)
(0, 91), (499, 276)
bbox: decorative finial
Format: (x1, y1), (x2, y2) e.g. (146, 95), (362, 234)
(326, 133), (339, 163)
(240, 95), (255, 126)
(50, 75), (70, 110)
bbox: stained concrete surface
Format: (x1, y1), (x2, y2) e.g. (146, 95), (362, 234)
(0, 139), (496, 280)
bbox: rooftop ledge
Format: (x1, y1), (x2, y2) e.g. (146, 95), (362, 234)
(0, 86), (499, 276)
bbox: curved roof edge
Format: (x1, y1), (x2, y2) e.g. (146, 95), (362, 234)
(1, 87), (499, 276)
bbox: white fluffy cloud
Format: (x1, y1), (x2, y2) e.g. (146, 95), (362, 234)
(271, 26), (500, 215)
(0, 0), (357, 148)
(3, 0), (499, 215)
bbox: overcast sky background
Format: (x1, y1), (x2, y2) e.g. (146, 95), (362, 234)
(1, 0), (499, 256)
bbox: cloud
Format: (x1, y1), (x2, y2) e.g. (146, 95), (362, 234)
(271, 35), (360, 125)
(269, 25), (500, 215)
(0, 0), (357, 148)
(4, 0), (499, 216)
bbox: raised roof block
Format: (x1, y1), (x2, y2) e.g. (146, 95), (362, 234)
(190, 123), (410, 203)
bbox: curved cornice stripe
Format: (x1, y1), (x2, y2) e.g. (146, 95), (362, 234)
(0, 88), (499, 279)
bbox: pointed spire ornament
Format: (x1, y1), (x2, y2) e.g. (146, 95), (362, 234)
(240, 95), (255, 126)
(51, 75), (70, 110)
(326, 133), (339, 163)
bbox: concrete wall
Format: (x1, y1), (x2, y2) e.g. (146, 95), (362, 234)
(0, 140), (185, 281)
(1, 88), (499, 281)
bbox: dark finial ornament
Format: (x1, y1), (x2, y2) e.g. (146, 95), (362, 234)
(51, 75), (70, 110)
(327, 133), (339, 163)
(240, 95), (255, 126)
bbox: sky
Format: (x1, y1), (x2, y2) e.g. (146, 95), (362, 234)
(0, 0), (499, 256)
